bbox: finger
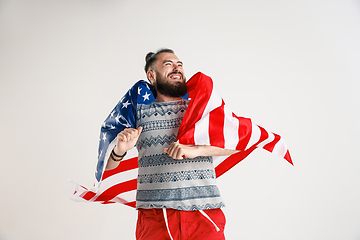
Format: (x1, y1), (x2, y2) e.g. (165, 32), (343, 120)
(117, 132), (126, 141)
(137, 126), (143, 135)
(170, 144), (182, 159)
(175, 147), (183, 159)
(130, 128), (141, 140)
(119, 130), (129, 141)
(120, 130), (133, 142)
(122, 128), (133, 134)
(173, 144), (185, 159)
(122, 133), (130, 142)
(163, 148), (168, 154)
(167, 143), (177, 158)
(123, 128), (136, 135)
(117, 135), (125, 142)
(123, 132), (131, 141)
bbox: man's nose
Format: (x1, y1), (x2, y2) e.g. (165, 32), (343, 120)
(173, 64), (180, 72)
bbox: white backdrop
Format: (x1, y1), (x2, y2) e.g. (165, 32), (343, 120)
(1, 0), (360, 239)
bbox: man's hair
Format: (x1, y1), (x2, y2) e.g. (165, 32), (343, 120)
(144, 48), (174, 73)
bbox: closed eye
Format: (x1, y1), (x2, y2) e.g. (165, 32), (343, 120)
(163, 60), (173, 66)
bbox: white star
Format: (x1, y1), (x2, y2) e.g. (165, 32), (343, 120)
(110, 110), (115, 117)
(102, 122), (106, 128)
(110, 125), (116, 129)
(122, 100), (131, 108)
(115, 114), (121, 123)
(146, 84), (150, 90)
(138, 87), (142, 94)
(102, 132), (107, 142)
(115, 114), (132, 128)
(99, 150), (103, 158)
(143, 91), (151, 101)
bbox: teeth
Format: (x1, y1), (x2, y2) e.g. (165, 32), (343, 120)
(173, 76), (180, 79)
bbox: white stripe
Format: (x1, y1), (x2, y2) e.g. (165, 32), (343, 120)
(199, 210), (220, 232)
(194, 114), (210, 145)
(126, 147), (139, 158)
(163, 209), (174, 240)
(70, 182), (91, 202)
(96, 138), (117, 186)
(89, 168), (138, 201)
(257, 131), (275, 148)
(96, 143), (138, 187)
(272, 137), (287, 158)
(223, 106), (239, 150)
(111, 190), (137, 204)
(245, 123), (261, 150)
(85, 146), (139, 203)
(213, 155), (228, 168)
(201, 86), (223, 118)
(194, 86), (222, 146)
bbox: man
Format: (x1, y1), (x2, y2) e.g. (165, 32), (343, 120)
(105, 49), (238, 240)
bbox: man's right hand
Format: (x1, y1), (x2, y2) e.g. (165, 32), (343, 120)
(113, 127), (143, 156)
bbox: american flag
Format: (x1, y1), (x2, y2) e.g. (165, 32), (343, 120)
(71, 72), (293, 207)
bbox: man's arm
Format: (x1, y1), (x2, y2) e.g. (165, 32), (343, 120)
(163, 142), (239, 160)
(105, 127), (142, 171)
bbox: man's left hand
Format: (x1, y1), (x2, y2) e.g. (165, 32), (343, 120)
(163, 142), (199, 159)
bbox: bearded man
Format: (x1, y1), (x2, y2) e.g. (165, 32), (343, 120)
(105, 49), (238, 240)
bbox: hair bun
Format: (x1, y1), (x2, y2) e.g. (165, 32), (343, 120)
(145, 52), (155, 62)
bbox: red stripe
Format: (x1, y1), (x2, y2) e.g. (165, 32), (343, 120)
(102, 157), (138, 180)
(93, 179), (137, 202)
(178, 126), (196, 145)
(215, 146), (257, 177)
(80, 178), (137, 202)
(234, 114), (253, 151)
(125, 201), (136, 208)
(256, 126), (269, 146)
(81, 191), (96, 201)
(263, 134), (281, 152)
(177, 72), (213, 144)
(284, 150), (293, 165)
(100, 201), (136, 207)
(209, 103), (225, 148)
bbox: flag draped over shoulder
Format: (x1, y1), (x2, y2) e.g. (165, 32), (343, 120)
(71, 72), (292, 207)
(178, 72), (292, 177)
(71, 80), (156, 207)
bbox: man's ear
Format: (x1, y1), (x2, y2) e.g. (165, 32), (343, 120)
(147, 70), (155, 85)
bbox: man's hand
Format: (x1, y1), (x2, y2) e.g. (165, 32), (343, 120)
(113, 127), (143, 156)
(163, 142), (200, 159)
(163, 142), (240, 160)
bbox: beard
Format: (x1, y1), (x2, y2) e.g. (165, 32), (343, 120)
(155, 71), (187, 98)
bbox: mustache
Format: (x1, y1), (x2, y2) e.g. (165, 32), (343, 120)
(167, 71), (184, 78)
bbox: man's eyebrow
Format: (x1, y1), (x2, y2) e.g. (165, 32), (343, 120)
(163, 60), (183, 65)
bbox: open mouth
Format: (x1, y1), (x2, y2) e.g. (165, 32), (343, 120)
(168, 72), (183, 80)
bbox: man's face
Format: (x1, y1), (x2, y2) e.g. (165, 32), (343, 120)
(152, 52), (187, 98)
